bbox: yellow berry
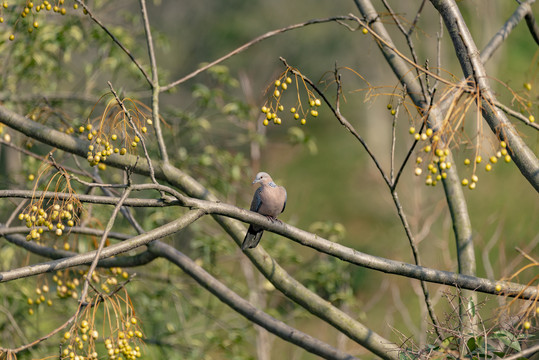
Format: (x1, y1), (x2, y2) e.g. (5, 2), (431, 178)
(130, 318), (137, 325)
(60, 7), (66, 15)
(468, 182), (476, 190)
(387, 104), (392, 110)
(294, 113), (299, 119)
(529, 115), (535, 123)
(475, 156), (482, 163)
(28, 174), (35, 181)
(424, 145), (431, 153)
(362, 27), (368, 34)
(273, 89), (280, 97)
(504, 155), (511, 162)
(414, 133), (420, 140)
(120, 148), (127, 155)
(414, 168), (422, 176)
(409, 126), (415, 134)
(290, 107), (296, 113)
(461, 179), (469, 186)
(134, 136), (140, 143)
(464, 158), (470, 165)
(489, 156), (497, 163)
(285, 77), (292, 84)
(391, 109), (396, 115)
(495, 284), (502, 292)
(9, 34), (15, 41)
(523, 82), (532, 91)
(310, 110), (318, 117)
(314, 99), (321, 107)
(261, 106), (268, 113)
(471, 174), (478, 183)
(485, 164), (492, 171)
(263, 119), (269, 126)
(33, 21), (38, 28)
(420, 133), (428, 141)
(523, 321), (531, 330)
(64, 332), (71, 340)
(426, 128), (433, 137)
(73, 3), (78, 9)
(500, 141), (506, 148)
(300, 118), (306, 125)
(278, 105), (284, 111)
(274, 80), (281, 87)
(281, 83), (287, 90)
(0, 17), (3, 23)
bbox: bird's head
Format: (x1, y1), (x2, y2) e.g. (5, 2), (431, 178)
(252, 172), (273, 185)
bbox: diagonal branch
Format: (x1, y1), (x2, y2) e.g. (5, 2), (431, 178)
(430, 0), (539, 192)
(73, 0), (152, 86)
(148, 240), (360, 360)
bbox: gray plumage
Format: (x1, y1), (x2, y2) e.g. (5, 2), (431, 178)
(241, 172), (287, 250)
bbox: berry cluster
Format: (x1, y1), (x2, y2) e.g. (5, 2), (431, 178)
(410, 126), (452, 187)
(80, 99), (153, 169)
(459, 141), (510, 189)
(409, 120), (512, 189)
(18, 200), (80, 240)
(62, 315), (143, 360)
(261, 70), (321, 126)
(1, 0), (76, 41)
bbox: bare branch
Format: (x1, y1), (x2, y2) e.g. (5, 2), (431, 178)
(160, 16), (362, 92)
(148, 240), (362, 360)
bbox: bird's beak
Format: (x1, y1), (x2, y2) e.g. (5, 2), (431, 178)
(252, 179), (260, 184)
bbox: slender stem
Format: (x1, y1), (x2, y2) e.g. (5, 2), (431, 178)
(73, 0), (152, 86)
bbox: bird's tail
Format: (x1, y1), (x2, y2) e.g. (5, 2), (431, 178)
(241, 225), (264, 250)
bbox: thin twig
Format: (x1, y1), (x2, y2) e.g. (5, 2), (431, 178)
(160, 16), (359, 92)
(281, 58), (391, 187)
(108, 82), (161, 189)
(138, 0), (168, 163)
(493, 100), (539, 130)
(73, 0), (152, 86)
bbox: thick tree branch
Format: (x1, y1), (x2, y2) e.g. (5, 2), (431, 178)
(430, 0), (539, 192)
(481, 0), (537, 62)
(148, 240), (360, 360)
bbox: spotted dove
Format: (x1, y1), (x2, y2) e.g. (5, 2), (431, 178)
(241, 172), (287, 250)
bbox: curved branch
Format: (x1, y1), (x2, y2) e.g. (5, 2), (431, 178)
(481, 0), (537, 62)
(148, 240), (360, 360)
(161, 196), (537, 301)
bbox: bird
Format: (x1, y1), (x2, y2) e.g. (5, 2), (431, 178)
(241, 172), (287, 250)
